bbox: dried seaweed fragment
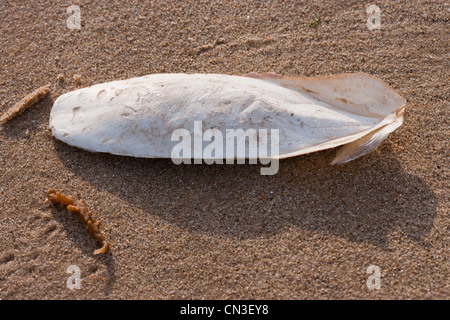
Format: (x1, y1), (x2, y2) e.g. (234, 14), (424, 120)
(46, 189), (110, 254)
(0, 84), (51, 126)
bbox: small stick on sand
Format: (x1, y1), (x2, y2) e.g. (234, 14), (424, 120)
(46, 189), (110, 255)
(0, 84), (51, 126)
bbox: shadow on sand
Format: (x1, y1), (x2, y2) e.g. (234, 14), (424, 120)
(54, 139), (437, 250)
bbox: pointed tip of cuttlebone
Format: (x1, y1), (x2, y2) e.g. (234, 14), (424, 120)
(245, 72), (407, 164)
(331, 107), (406, 165)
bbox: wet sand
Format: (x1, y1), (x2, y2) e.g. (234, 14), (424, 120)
(0, 0), (448, 299)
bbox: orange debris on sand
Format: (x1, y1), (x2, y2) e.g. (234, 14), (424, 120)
(0, 84), (51, 126)
(46, 189), (110, 255)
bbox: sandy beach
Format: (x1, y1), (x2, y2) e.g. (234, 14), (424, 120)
(0, 0), (448, 299)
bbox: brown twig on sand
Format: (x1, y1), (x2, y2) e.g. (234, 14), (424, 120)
(46, 189), (110, 255)
(0, 84), (51, 126)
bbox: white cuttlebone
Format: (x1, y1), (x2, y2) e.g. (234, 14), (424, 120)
(49, 73), (406, 164)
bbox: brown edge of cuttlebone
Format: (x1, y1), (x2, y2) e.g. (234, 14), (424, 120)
(45, 189), (110, 255)
(242, 72), (407, 164)
(243, 72), (406, 118)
